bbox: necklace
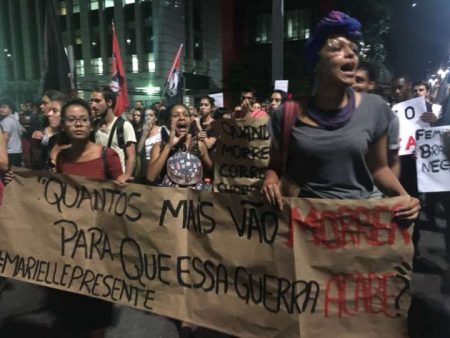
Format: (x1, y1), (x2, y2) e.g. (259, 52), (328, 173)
(308, 88), (355, 129)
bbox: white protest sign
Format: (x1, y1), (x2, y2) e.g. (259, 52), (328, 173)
(392, 97), (429, 156)
(416, 127), (450, 193)
(432, 103), (442, 118)
(210, 93), (224, 108)
(274, 80), (288, 93)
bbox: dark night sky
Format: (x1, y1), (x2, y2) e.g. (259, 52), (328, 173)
(385, 0), (450, 80)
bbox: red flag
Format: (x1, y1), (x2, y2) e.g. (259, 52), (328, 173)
(110, 23), (129, 116)
(163, 44), (184, 106)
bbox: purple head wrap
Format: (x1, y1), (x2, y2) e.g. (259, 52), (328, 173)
(305, 11), (362, 72)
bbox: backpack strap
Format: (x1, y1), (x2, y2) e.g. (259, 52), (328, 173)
(107, 117), (125, 149)
(281, 100), (301, 172)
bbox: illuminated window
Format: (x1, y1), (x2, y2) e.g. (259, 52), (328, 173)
(92, 58), (103, 74)
(251, 8), (311, 45)
(132, 54), (139, 73)
(253, 13), (272, 44)
(147, 54), (155, 73)
(73, 0), (80, 13)
(76, 59), (85, 77)
(90, 0), (99, 10)
(59, 1), (67, 15)
(104, 0), (114, 8)
(284, 9), (311, 41)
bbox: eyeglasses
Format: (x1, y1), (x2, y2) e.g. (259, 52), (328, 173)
(270, 98), (282, 103)
(325, 37), (359, 55)
(64, 117), (90, 126)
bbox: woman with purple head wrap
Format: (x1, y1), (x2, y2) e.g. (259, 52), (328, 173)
(263, 11), (419, 222)
(305, 10), (362, 73)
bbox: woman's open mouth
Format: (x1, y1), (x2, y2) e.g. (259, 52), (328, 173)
(341, 62), (356, 76)
(176, 121), (188, 133)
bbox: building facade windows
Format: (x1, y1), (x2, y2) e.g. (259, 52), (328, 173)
(250, 8), (311, 44)
(285, 8), (311, 41)
(92, 58), (103, 74)
(90, 0), (99, 11)
(104, 0), (114, 9)
(0, 0), (221, 103)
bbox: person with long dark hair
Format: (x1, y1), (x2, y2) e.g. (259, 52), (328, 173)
(197, 95), (217, 150)
(30, 94), (70, 170)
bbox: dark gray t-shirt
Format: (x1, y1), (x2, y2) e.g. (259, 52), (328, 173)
(270, 93), (392, 199)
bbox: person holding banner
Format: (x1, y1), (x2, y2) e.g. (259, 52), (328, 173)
(56, 98), (123, 181)
(0, 98), (120, 337)
(146, 104), (212, 188)
(54, 98), (119, 337)
(263, 11), (419, 222)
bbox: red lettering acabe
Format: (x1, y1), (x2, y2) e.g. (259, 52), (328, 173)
(324, 272), (398, 318)
(290, 203), (411, 249)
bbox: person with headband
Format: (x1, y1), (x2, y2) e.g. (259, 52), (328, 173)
(263, 11), (419, 222)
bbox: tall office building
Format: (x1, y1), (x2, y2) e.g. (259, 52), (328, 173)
(0, 0), (222, 105)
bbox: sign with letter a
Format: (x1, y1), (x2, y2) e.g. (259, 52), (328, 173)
(392, 97), (429, 156)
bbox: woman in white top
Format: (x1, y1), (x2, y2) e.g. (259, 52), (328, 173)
(138, 107), (162, 162)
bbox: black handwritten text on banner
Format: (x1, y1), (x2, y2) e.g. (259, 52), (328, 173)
(0, 169), (413, 338)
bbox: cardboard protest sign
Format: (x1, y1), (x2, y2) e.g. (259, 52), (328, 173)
(290, 197), (413, 338)
(0, 170), (413, 337)
(392, 97), (429, 156)
(0, 169), (298, 338)
(210, 93), (224, 108)
(214, 117), (271, 195)
(274, 80), (289, 93)
(416, 127), (450, 193)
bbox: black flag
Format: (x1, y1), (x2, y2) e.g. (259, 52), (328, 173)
(40, 0), (72, 94)
(162, 44), (184, 106)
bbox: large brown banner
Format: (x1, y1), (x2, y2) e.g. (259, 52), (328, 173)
(0, 169), (412, 337)
(213, 117), (270, 195)
(290, 198), (413, 338)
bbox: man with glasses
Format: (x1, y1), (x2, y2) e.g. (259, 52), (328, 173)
(233, 89), (267, 118)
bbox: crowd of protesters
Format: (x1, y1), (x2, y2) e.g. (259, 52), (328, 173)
(0, 9), (450, 338)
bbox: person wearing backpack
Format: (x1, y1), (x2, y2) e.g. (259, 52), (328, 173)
(90, 86), (136, 184)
